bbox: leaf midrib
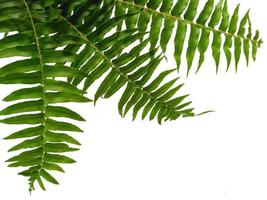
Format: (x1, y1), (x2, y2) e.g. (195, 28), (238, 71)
(22, 0), (48, 179)
(115, 0), (259, 45)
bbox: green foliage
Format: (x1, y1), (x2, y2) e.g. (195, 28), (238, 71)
(0, 0), (90, 192)
(0, 0), (262, 192)
(112, 0), (262, 74)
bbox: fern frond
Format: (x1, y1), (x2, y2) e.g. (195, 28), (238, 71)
(48, 0), (261, 120)
(0, 0), (90, 192)
(51, 9), (195, 123)
(112, 0), (262, 74)
(0, 0), (263, 192)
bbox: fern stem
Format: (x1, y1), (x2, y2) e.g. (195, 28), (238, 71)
(22, 0), (48, 190)
(115, 0), (260, 45)
(58, 14), (183, 115)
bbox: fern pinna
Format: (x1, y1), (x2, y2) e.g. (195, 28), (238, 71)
(0, 0), (262, 192)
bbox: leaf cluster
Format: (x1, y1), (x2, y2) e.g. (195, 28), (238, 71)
(0, 0), (261, 191)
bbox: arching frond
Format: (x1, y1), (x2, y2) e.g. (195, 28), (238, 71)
(0, 0), (263, 192)
(111, 0), (262, 74)
(47, 0), (262, 120)
(0, 0), (90, 192)
(56, 9), (195, 123)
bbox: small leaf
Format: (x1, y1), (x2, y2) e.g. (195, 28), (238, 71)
(40, 170), (59, 185)
(8, 137), (43, 152)
(4, 126), (43, 140)
(46, 119), (83, 132)
(4, 86), (43, 102)
(0, 100), (43, 116)
(45, 153), (76, 164)
(45, 143), (79, 153)
(0, 113), (43, 125)
(46, 131), (81, 145)
(46, 106), (85, 121)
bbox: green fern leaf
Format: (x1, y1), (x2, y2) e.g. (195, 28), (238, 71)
(43, 1), (196, 124)
(111, 0), (262, 73)
(0, 0), (90, 192)
(0, 0), (262, 192)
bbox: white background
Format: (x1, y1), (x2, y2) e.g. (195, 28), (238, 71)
(0, 0), (266, 199)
